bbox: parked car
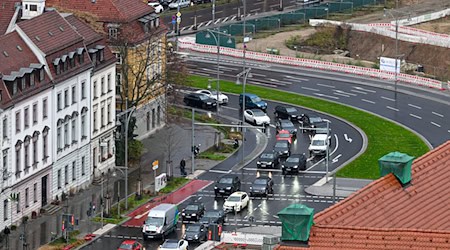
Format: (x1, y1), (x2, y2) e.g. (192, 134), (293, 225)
(276, 119), (297, 139)
(195, 89), (228, 104)
(159, 239), (188, 250)
(274, 105), (303, 121)
(244, 109), (270, 126)
(183, 223), (207, 242)
(199, 209), (226, 226)
(239, 93), (267, 111)
(192, 0), (211, 3)
(256, 151), (280, 168)
(223, 191), (250, 213)
(276, 129), (293, 144)
(118, 240), (144, 250)
(183, 93), (217, 110)
(181, 202), (205, 222)
(148, 1), (164, 13)
(249, 177), (274, 197)
(308, 134), (329, 157)
(281, 154), (307, 175)
(273, 140), (290, 158)
(168, 0), (191, 9)
(214, 175), (241, 197)
(160, 0), (173, 8)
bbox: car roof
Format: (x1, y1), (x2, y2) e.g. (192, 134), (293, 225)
(230, 191), (247, 196)
(164, 239), (179, 243)
(256, 176), (271, 180)
(312, 134), (328, 140)
(275, 140), (289, 145)
(121, 240), (137, 244)
(277, 129), (290, 134)
(241, 93), (258, 97)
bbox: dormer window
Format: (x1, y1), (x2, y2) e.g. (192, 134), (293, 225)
(30, 4), (37, 11)
(70, 57), (75, 67)
(109, 28), (117, 39)
(99, 49), (104, 62)
(21, 77), (26, 90)
(39, 68), (45, 81)
(55, 64), (61, 75)
(30, 73), (35, 86)
(63, 60), (68, 72)
(13, 81), (18, 95)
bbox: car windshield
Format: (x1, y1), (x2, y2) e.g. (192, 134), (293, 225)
(312, 140), (325, 146)
(119, 243), (133, 249)
(210, 90), (220, 95)
(286, 157), (299, 163)
(261, 153), (273, 159)
(185, 205), (198, 211)
(278, 133), (290, 138)
(198, 95), (209, 100)
(310, 117), (323, 123)
(275, 142), (288, 148)
(145, 216), (164, 226)
(251, 96), (262, 102)
(286, 107), (297, 113)
(227, 196), (241, 202)
(254, 179), (268, 185)
(219, 178), (233, 184)
(281, 121), (294, 128)
(161, 241), (178, 248)
(204, 211), (220, 218)
(252, 110), (266, 117)
(187, 225), (201, 232)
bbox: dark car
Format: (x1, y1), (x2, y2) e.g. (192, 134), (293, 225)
(199, 209), (226, 226)
(239, 93), (267, 111)
(214, 175), (241, 197)
(276, 119), (297, 138)
(183, 93), (217, 110)
(249, 177), (274, 197)
(281, 154), (307, 174)
(314, 121), (331, 134)
(183, 223), (207, 242)
(273, 140), (290, 158)
(181, 202), (205, 222)
(256, 152), (280, 168)
(274, 106), (303, 121)
(299, 114), (323, 133)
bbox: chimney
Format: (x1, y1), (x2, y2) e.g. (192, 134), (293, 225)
(378, 151), (415, 186)
(278, 204), (314, 245)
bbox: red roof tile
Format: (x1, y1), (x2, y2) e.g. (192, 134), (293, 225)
(65, 14), (103, 44)
(17, 11), (83, 55)
(0, 0), (18, 35)
(0, 31), (39, 75)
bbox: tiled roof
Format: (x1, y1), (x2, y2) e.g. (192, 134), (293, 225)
(65, 14), (103, 45)
(17, 11), (83, 55)
(0, 31), (40, 75)
(0, 0), (18, 35)
(45, 0), (154, 23)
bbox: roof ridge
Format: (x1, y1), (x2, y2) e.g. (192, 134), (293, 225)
(411, 141), (450, 173)
(314, 224), (450, 234)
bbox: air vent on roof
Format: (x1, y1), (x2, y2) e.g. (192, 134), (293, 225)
(3, 51), (9, 57)
(17, 45), (23, 51)
(35, 36), (41, 41)
(48, 31), (53, 36)
(278, 204), (314, 244)
(59, 26), (64, 32)
(378, 152), (415, 186)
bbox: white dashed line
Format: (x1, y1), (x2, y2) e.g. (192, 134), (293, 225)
(386, 106), (399, 112)
(301, 87), (319, 91)
(431, 122), (441, 127)
(317, 83), (335, 88)
(381, 96), (395, 102)
(350, 89), (367, 94)
(314, 93), (339, 100)
(335, 90), (356, 96)
(409, 113), (422, 119)
(353, 86), (376, 93)
(362, 99), (375, 104)
(432, 112), (444, 117)
(408, 104), (422, 109)
(334, 92), (351, 98)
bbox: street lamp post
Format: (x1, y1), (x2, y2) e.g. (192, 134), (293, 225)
(191, 2), (197, 30)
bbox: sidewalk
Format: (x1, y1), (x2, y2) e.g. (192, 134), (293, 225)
(305, 177), (373, 197)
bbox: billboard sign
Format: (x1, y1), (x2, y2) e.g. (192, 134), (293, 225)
(380, 56), (400, 73)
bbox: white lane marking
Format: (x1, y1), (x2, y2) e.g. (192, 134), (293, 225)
(317, 83), (335, 88)
(222, 106), (239, 111)
(432, 112), (444, 117)
(231, 16), (237, 21)
(408, 104), (422, 109)
(201, 68), (224, 73)
(350, 89), (367, 94)
(215, 10), (223, 14)
(344, 134), (352, 143)
(270, 78), (279, 82)
(387, 106), (399, 112)
(362, 99), (375, 104)
(254, 1), (264, 5)
(244, 168), (282, 172)
(209, 169), (232, 174)
(285, 75), (309, 81)
(381, 96), (395, 102)
(332, 154), (342, 163)
(431, 122), (441, 127)
(409, 113), (422, 119)
(190, 71), (210, 77)
(302, 87), (319, 91)
(353, 86), (376, 93)
(251, 73), (266, 77)
(335, 90), (356, 96)
(334, 92), (351, 98)
(314, 93), (339, 100)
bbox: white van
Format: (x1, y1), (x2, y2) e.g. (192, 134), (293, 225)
(308, 134), (328, 156)
(142, 203), (179, 240)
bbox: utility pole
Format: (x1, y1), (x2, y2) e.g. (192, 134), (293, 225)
(241, 0), (247, 166)
(191, 109), (195, 175)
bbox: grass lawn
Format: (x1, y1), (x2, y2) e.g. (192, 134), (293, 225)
(187, 75), (430, 179)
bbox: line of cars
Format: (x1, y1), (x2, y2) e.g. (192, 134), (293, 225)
(148, 0), (211, 13)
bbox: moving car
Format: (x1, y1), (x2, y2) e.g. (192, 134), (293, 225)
(308, 134), (329, 157)
(300, 114), (323, 133)
(118, 240), (144, 250)
(195, 89), (229, 104)
(256, 151), (280, 168)
(158, 239), (188, 250)
(142, 203), (179, 240)
(273, 140), (291, 158)
(244, 109), (270, 125)
(249, 177), (274, 197)
(276, 119), (297, 139)
(183, 93), (217, 110)
(239, 93), (267, 111)
(168, 0), (191, 9)
(276, 129), (293, 144)
(148, 1), (164, 13)
(183, 223), (207, 242)
(214, 175), (241, 197)
(281, 154), (307, 175)
(181, 202), (205, 222)
(274, 106), (303, 121)
(223, 191), (250, 213)
(199, 209), (226, 226)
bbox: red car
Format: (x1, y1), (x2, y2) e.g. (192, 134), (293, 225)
(276, 129), (293, 144)
(118, 240), (145, 250)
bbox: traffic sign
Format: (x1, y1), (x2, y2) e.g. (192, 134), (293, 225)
(152, 160), (159, 170)
(176, 12), (181, 17)
(176, 17), (181, 24)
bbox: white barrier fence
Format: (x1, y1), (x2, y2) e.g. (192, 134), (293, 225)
(394, 8), (450, 26)
(179, 37), (444, 90)
(221, 231), (265, 246)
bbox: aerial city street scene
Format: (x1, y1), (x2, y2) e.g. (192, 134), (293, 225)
(0, 0), (449, 249)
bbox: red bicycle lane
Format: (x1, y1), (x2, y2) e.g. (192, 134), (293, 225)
(123, 179), (212, 227)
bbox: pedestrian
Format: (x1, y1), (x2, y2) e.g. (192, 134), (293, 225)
(180, 158), (186, 176)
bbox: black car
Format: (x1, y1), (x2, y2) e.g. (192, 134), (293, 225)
(314, 121), (331, 134)
(183, 93), (217, 110)
(181, 202), (205, 222)
(183, 223), (207, 242)
(276, 119), (297, 138)
(273, 140), (290, 158)
(214, 175), (241, 197)
(199, 209), (226, 226)
(274, 106), (303, 121)
(299, 114), (324, 133)
(249, 177), (274, 196)
(256, 151), (280, 168)
(281, 154), (307, 174)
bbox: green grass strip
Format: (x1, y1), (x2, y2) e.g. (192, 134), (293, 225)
(187, 75), (429, 179)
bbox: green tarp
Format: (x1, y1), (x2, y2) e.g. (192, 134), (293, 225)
(378, 151), (415, 185)
(278, 204), (314, 242)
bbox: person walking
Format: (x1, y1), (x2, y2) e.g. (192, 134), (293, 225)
(180, 158), (187, 176)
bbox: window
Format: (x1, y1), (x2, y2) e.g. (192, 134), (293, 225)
(43, 98), (48, 119)
(93, 111), (97, 132)
(72, 86), (76, 104)
(24, 107), (29, 129)
(43, 129), (48, 159)
(13, 81), (17, 95)
(30, 73), (35, 86)
(2, 118), (7, 139)
(55, 64), (61, 75)
(107, 74), (111, 91)
(3, 200), (8, 221)
(107, 104), (111, 124)
(64, 165), (68, 184)
(57, 93), (62, 111)
(115, 53), (122, 64)
(81, 114), (86, 139)
(146, 112), (150, 131)
(81, 81), (86, 99)
(2, 150), (7, 174)
(21, 77), (26, 90)
(63, 60), (68, 71)
(0, 90), (2, 101)
(70, 57), (75, 67)
(99, 49), (104, 62)
(71, 119), (76, 143)
(15, 111), (20, 133)
(109, 27), (118, 39)
(16, 193), (20, 213)
(30, 4), (37, 11)
(101, 77), (105, 95)
(32, 103), (37, 124)
(64, 123), (68, 147)
(32, 137), (37, 165)
(33, 183), (37, 203)
(24, 139), (29, 169)
(39, 68), (45, 81)
(64, 89), (69, 107)
(25, 188), (29, 208)
(101, 107), (105, 127)
(57, 169), (61, 189)
(78, 52), (84, 64)
(81, 156), (85, 176)
(93, 147), (97, 167)
(157, 106), (161, 126)
(15, 144), (21, 176)
(93, 81), (97, 98)
(72, 161), (76, 181)
(57, 126), (62, 150)
(152, 108), (155, 129)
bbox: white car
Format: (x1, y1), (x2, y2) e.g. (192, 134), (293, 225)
(148, 2), (164, 13)
(158, 239), (188, 250)
(308, 134), (329, 157)
(223, 191), (250, 213)
(244, 109), (270, 125)
(168, 0), (191, 9)
(195, 89), (229, 104)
